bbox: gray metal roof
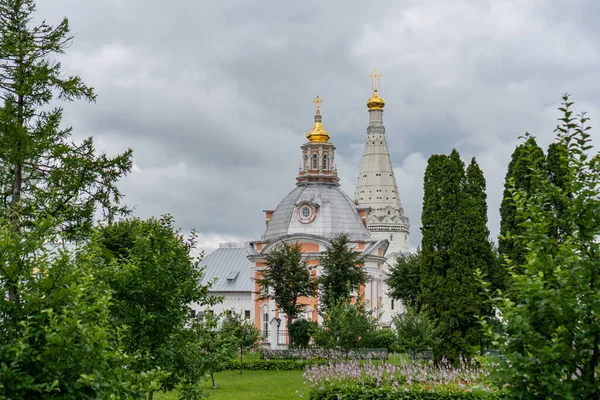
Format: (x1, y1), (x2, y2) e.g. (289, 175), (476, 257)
(262, 183), (371, 241)
(199, 247), (252, 292)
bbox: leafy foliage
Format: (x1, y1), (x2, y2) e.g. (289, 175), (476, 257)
(0, 219), (161, 399)
(420, 151), (494, 362)
(288, 318), (318, 349)
(192, 311), (236, 390)
(485, 95), (600, 400)
(92, 215), (216, 398)
(257, 242), (317, 321)
(316, 299), (376, 355)
(387, 250), (422, 310)
(393, 307), (440, 357)
(221, 311), (261, 374)
(318, 233), (368, 310)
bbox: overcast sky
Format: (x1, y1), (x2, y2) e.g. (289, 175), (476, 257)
(37, 0), (600, 254)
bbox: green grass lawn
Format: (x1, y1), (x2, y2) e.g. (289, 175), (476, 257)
(154, 369), (307, 400)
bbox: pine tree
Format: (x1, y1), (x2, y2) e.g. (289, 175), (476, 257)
(0, 0), (132, 238)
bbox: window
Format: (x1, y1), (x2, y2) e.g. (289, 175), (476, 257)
(312, 154), (318, 170)
(245, 310), (251, 319)
(301, 206), (311, 218)
(391, 299), (395, 310)
(322, 154), (328, 170)
(262, 312), (269, 335)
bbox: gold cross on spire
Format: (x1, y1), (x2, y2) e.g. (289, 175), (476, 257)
(369, 69), (382, 92)
(313, 95), (323, 112)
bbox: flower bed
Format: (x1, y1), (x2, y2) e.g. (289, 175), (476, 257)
(304, 358), (500, 400)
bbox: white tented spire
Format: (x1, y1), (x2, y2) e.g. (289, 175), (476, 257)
(355, 77), (410, 256)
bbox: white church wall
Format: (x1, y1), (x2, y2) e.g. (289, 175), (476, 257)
(190, 291), (252, 319)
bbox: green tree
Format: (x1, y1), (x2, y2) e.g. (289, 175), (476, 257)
(420, 151), (493, 362)
(194, 311), (236, 390)
(486, 96), (600, 400)
(92, 215), (216, 399)
(393, 306), (440, 358)
(0, 0), (131, 238)
(316, 298), (375, 357)
(498, 137), (545, 278)
(319, 233), (368, 310)
(0, 219), (161, 399)
(257, 242), (317, 321)
(386, 250), (421, 311)
(221, 311), (260, 375)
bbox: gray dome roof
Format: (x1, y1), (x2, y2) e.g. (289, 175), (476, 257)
(262, 183), (371, 241)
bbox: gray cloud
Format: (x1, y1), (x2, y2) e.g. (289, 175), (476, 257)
(36, 0), (600, 253)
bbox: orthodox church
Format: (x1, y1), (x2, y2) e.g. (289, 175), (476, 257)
(194, 71), (410, 347)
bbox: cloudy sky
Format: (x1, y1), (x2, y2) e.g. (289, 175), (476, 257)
(37, 0), (600, 254)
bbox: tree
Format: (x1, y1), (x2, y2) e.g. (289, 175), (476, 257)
(316, 298), (375, 357)
(393, 306), (440, 358)
(420, 150), (494, 362)
(92, 215), (216, 399)
(498, 138), (545, 278)
(386, 250), (421, 311)
(257, 242), (317, 321)
(0, 219), (161, 399)
(486, 95), (600, 400)
(221, 311), (260, 374)
(319, 233), (368, 310)
(0, 0), (131, 238)
(193, 311), (236, 390)
(0, 1), (147, 397)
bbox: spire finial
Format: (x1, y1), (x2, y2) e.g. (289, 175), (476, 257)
(369, 69), (382, 92)
(306, 95), (329, 142)
(313, 95), (323, 113)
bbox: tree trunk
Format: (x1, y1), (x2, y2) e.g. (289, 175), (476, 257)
(239, 349), (243, 374)
(211, 372), (217, 389)
(148, 390), (153, 400)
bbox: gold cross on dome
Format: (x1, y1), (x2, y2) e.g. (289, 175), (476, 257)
(369, 69), (382, 91)
(313, 95), (323, 112)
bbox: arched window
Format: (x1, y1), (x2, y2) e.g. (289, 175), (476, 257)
(312, 154), (318, 170)
(322, 154), (328, 170)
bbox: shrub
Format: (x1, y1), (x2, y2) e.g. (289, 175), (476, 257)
(224, 359), (328, 371)
(362, 328), (398, 352)
(288, 319), (318, 348)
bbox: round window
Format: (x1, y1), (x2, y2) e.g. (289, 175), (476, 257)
(298, 204), (316, 224)
(301, 206), (311, 218)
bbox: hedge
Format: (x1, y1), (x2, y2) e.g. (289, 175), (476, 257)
(224, 358), (329, 371)
(309, 386), (501, 400)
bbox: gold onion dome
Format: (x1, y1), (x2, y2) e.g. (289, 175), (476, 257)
(367, 90), (385, 110)
(306, 95), (330, 143)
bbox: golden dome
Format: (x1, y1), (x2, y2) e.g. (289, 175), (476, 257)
(306, 95), (330, 143)
(367, 90), (385, 110)
(306, 116), (330, 143)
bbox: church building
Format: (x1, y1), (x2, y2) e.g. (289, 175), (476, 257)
(195, 72), (410, 348)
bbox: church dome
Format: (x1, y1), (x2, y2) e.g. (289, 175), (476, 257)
(262, 184), (371, 241)
(367, 90), (385, 110)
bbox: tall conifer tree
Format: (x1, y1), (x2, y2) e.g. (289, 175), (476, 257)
(498, 138), (544, 275)
(420, 151), (493, 362)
